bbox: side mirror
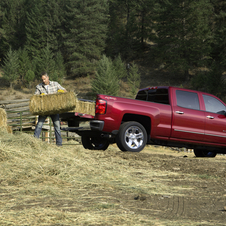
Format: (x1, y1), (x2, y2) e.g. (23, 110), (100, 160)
(216, 110), (226, 115)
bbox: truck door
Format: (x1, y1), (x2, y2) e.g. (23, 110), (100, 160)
(202, 94), (226, 144)
(171, 90), (206, 141)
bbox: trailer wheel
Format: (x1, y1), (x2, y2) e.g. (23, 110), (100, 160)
(194, 149), (217, 157)
(116, 121), (147, 152)
(81, 136), (109, 150)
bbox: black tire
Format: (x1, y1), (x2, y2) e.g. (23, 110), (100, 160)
(116, 121), (147, 152)
(81, 136), (109, 150)
(194, 149), (217, 157)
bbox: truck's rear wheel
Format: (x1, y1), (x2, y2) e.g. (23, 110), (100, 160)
(116, 121), (147, 152)
(81, 136), (109, 150)
(194, 149), (216, 157)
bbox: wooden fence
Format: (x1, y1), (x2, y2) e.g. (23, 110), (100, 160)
(0, 98), (81, 144)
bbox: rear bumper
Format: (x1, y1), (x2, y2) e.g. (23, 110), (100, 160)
(90, 120), (104, 131)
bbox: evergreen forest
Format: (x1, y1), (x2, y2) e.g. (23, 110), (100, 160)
(0, 0), (226, 98)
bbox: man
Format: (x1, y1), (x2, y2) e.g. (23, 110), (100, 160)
(34, 72), (66, 146)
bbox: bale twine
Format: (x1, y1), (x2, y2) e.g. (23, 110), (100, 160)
(29, 91), (77, 115)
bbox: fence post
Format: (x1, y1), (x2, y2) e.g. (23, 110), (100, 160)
(45, 117), (50, 143)
(49, 117), (52, 143)
(20, 112), (22, 132)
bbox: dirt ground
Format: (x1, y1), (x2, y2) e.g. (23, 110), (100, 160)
(27, 145), (226, 226)
(72, 146), (226, 226)
(83, 147), (226, 225)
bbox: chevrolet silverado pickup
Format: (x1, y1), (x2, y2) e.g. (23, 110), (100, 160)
(61, 86), (226, 157)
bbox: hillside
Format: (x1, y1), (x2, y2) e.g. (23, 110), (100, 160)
(0, 57), (189, 102)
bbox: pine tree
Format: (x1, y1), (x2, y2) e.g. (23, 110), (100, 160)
(211, 0), (226, 66)
(39, 46), (55, 76)
(54, 51), (66, 81)
(113, 54), (127, 79)
(44, 0), (62, 54)
(25, 0), (47, 58)
(18, 48), (32, 82)
(107, 0), (156, 57)
(107, 0), (137, 57)
(135, 0), (156, 49)
(191, 61), (225, 98)
(0, 0), (27, 60)
(63, 0), (108, 76)
(187, 1), (226, 96)
(51, 51), (66, 82)
(204, 1), (226, 97)
(91, 55), (120, 96)
(206, 62), (225, 98)
(127, 62), (141, 97)
(154, 0), (213, 80)
(2, 47), (19, 88)
(0, 4), (7, 62)
(24, 69), (35, 88)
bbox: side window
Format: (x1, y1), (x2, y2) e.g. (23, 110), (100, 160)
(203, 95), (226, 114)
(176, 90), (200, 110)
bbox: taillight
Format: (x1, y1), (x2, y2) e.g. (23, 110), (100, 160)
(95, 99), (107, 114)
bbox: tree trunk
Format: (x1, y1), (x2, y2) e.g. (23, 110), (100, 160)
(184, 69), (190, 81)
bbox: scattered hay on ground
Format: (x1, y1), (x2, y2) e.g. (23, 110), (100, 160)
(0, 129), (221, 225)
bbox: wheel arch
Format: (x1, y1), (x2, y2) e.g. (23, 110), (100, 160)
(121, 113), (151, 138)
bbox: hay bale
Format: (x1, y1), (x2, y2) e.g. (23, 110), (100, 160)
(0, 108), (11, 133)
(0, 108), (8, 127)
(29, 91), (77, 115)
(74, 99), (95, 116)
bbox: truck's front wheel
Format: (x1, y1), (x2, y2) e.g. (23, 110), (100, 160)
(116, 121), (147, 152)
(194, 149), (217, 157)
(81, 136), (109, 150)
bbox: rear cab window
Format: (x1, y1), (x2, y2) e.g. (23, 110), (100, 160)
(136, 88), (169, 105)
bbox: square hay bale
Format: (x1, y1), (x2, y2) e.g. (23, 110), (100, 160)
(29, 91), (77, 115)
(0, 108), (11, 133)
(0, 108), (7, 127)
(74, 99), (95, 116)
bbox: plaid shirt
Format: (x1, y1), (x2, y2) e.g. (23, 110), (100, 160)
(34, 81), (66, 95)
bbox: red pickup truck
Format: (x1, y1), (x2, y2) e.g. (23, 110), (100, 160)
(61, 86), (226, 157)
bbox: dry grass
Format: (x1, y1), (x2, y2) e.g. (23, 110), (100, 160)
(0, 128), (216, 225)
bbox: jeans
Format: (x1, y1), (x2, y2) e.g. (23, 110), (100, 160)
(34, 114), (62, 146)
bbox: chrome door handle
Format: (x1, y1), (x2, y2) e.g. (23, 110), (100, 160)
(206, 115), (214, 119)
(175, 111), (184, 114)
